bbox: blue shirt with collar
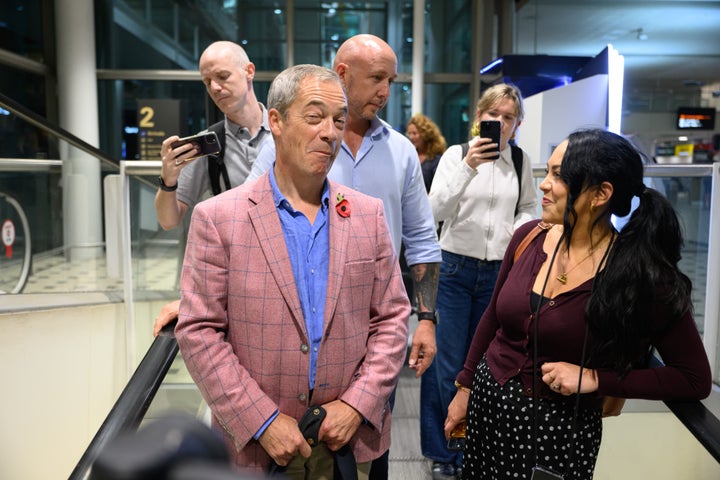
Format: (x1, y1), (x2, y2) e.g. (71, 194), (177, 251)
(268, 166), (330, 390)
(247, 117), (441, 266)
(253, 167), (330, 440)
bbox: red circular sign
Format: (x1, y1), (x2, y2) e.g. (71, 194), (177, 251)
(2, 219), (15, 258)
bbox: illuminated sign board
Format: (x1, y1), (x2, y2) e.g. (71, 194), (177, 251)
(676, 107), (716, 130)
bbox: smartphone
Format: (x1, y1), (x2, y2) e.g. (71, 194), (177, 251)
(479, 120), (501, 160)
(170, 131), (221, 162)
(446, 421), (466, 451)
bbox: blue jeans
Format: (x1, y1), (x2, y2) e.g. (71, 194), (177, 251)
(420, 250), (501, 466)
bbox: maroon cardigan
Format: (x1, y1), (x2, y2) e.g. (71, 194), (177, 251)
(457, 220), (712, 407)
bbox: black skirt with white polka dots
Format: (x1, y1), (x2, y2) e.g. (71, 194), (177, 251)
(462, 358), (602, 480)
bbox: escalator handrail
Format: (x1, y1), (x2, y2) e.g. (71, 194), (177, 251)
(0, 92), (119, 171)
(68, 321), (179, 480)
(664, 397), (720, 463)
(649, 356), (720, 463)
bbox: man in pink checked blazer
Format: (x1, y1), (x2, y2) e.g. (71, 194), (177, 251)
(176, 64), (410, 478)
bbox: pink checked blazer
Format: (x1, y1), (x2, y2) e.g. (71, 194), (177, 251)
(176, 173), (410, 472)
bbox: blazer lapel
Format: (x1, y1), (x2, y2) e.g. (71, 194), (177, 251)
(324, 183), (350, 326)
(247, 176), (306, 335)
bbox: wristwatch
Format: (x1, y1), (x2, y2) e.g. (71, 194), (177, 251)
(158, 175), (178, 192)
(417, 311), (438, 325)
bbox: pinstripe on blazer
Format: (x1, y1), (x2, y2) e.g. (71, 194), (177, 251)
(176, 172), (411, 472)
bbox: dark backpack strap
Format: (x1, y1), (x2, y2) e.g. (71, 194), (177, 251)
(510, 144), (524, 215)
(460, 141), (469, 160)
(207, 120), (229, 196)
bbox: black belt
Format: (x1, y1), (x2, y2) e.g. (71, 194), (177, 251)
(268, 406), (358, 480)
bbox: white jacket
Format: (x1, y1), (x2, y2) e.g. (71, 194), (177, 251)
(429, 137), (538, 261)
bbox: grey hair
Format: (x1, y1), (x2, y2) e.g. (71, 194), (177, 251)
(267, 64), (342, 117)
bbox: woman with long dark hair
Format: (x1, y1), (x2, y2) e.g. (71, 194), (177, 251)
(444, 128), (712, 479)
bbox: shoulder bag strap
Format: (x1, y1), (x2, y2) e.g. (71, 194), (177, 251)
(510, 145), (524, 215)
(513, 222), (552, 263)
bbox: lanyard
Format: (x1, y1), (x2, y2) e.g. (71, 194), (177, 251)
(531, 231), (615, 476)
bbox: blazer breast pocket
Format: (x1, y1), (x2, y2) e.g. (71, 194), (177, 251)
(339, 260), (375, 311)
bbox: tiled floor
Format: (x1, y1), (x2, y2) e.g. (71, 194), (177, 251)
(14, 245), (179, 295)
(388, 365), (436, 479)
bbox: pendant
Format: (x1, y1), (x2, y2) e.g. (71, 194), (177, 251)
(556, 272), (567, 284)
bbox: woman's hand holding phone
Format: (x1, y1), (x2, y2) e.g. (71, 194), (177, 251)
(464, 137), (499, 169)
(479, 120), (502, 160)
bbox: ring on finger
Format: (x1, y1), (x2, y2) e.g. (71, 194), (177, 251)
(552, 383), (560, 391)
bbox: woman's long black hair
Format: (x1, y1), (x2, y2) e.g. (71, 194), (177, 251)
(559, 129), (691, 375)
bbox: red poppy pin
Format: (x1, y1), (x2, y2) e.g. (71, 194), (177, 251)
(336, 193), (351, 218)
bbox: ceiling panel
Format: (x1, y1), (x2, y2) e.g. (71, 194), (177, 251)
(515, 0), (720, 100)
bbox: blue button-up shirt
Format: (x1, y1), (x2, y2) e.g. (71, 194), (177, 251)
(269, 167), (329, 389)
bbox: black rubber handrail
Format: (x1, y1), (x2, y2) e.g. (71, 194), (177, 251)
(665, 398), (720, 463)
(0, 91), (119, 170)
(649, 356), (720, 463)
(68, 321), (179, 480)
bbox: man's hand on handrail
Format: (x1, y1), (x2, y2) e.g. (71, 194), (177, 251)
(153, 299), (180, 337)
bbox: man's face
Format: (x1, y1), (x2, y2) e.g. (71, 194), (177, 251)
(270, 77), (348, 179)
(199, 49), (253, 116)
(340, 52), (397, 121)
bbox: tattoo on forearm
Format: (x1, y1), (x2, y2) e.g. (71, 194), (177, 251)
(411, 262), (439, 312)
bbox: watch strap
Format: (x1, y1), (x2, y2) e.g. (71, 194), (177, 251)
(158, 175), (178, 192)
(417, 311), (437, 324)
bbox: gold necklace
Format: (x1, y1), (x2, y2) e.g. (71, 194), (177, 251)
(556, 249), (597, 285)
(554, 229), (616, 285)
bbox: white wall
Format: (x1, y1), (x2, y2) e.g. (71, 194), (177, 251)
(596, 411), (720, 479)
(518, 74), (609, 165)
(0, 303), (127, 480)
